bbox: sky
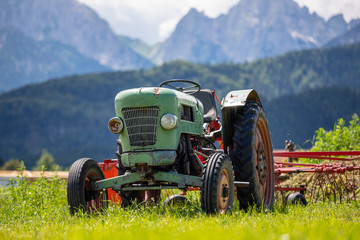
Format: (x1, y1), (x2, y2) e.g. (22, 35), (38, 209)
(77, 0), (360, 45)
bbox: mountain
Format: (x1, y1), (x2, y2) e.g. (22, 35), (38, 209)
(0, 26), (109, 93)
(0, 43), (359, 167)
(154, 0), (356, 64)
(0, 0), (153, 71)
(118, 36), (158, 60)
(325, 24), (360, 48)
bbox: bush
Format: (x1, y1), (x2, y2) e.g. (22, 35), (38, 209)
(0, 162), (68, 224)
(311, 114), (360, 151)
(32, 149), (61, 171)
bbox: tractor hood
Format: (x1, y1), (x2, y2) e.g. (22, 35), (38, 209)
(114, 87), (204, 153)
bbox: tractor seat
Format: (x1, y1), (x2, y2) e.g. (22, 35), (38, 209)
(193, 89), (217, 123)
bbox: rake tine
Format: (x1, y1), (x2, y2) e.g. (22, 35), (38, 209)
(345, 171), (356, 201)
(338, 173), (350, 202)
(331, 171), (343, 203)
(309, 173), (317, 202)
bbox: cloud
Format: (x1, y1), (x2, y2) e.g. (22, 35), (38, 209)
(159, 17), (182, 40)
(295, 0), (360, 21)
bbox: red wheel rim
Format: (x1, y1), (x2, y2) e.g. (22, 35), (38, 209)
(254, 117), (274, 206)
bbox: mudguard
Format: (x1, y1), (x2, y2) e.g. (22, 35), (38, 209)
(221, 89), (262, 153)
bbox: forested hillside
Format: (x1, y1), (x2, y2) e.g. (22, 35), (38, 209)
(0, 43), (359, 167)
(265, 87), (360, 148)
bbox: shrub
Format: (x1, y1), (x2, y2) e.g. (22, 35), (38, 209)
(0, 162), (68, 224)
(311, 114), (360, 151)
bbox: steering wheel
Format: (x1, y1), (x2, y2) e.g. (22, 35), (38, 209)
(159, 79), (201, 95)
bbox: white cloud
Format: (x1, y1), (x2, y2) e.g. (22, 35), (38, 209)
(295, 0), (360, 21)
(159, 17), (182, 40)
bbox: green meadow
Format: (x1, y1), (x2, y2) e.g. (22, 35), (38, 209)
(1, 170), (359, 240)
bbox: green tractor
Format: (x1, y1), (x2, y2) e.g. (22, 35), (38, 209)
(67, 80), (274, 214)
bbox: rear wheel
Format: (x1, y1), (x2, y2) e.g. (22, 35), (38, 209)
(201, 153), (234, 214)
(67, 158), (108, 215)
(229, 102), (274, 209)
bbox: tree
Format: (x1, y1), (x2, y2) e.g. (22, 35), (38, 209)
(0, 159), (21, 170)
(32, 149), (61, 171)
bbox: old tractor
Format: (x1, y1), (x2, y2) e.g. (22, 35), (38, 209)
(67, 80), (275, 214)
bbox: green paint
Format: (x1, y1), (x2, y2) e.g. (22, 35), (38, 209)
(113, 87), (203, 154)
(94, 171), (202, 191)
(121, 151), (177, 167)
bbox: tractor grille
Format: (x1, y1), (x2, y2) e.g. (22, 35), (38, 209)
(122, 106), (159, 146)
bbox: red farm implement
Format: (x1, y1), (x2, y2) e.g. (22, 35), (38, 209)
(273, 151), (360, 205)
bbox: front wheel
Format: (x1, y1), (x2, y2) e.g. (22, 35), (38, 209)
(67, 158), (108, 215)
(201, 153), (234, 214)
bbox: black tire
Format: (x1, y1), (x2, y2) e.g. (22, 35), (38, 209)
(229, 102), (275, 210)
(67, 158), (108, 215)
(116, 139), (160, 206)
(286, 192), (307, 206)
(201, 153), (234, 214)
(163, 194), (187, 206)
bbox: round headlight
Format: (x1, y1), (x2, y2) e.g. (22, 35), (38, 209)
(161, 114), (178, 130)
(108, 117), (124, 134)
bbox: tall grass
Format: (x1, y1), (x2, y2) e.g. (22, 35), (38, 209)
(0, 166), (359, 240)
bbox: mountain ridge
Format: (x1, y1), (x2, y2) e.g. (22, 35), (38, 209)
(0, 0), (153, 70)
(1, 0), (360, 93)
(0, 25), (109, 92)
(153, 0), (357, 64)
(325, 23), (360, 48)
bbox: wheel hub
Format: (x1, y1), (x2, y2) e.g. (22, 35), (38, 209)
(222, 185), (229, 198)
(218, 169), (230, 211)
(256, 142), (267, 185)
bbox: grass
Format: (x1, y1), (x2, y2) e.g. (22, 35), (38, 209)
(1, 170), (360, 240)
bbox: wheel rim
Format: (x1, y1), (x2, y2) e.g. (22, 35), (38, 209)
(254, 117), (273, 206)
(218, 168), (230, 213)
(84, 172), (105, 213)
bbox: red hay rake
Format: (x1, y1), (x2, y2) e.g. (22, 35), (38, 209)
(273, 151), (360, 204)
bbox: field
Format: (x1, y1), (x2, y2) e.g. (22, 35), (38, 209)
(1, 171), (360, 240)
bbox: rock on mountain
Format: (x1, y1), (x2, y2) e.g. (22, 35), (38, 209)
(0, 0), (153, 70)
(0, 26), (109, 92)
(154, 0), (356, 64)
(324, 23), (360, 48)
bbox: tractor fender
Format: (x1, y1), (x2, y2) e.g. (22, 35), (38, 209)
(221, 89), (262, 153)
